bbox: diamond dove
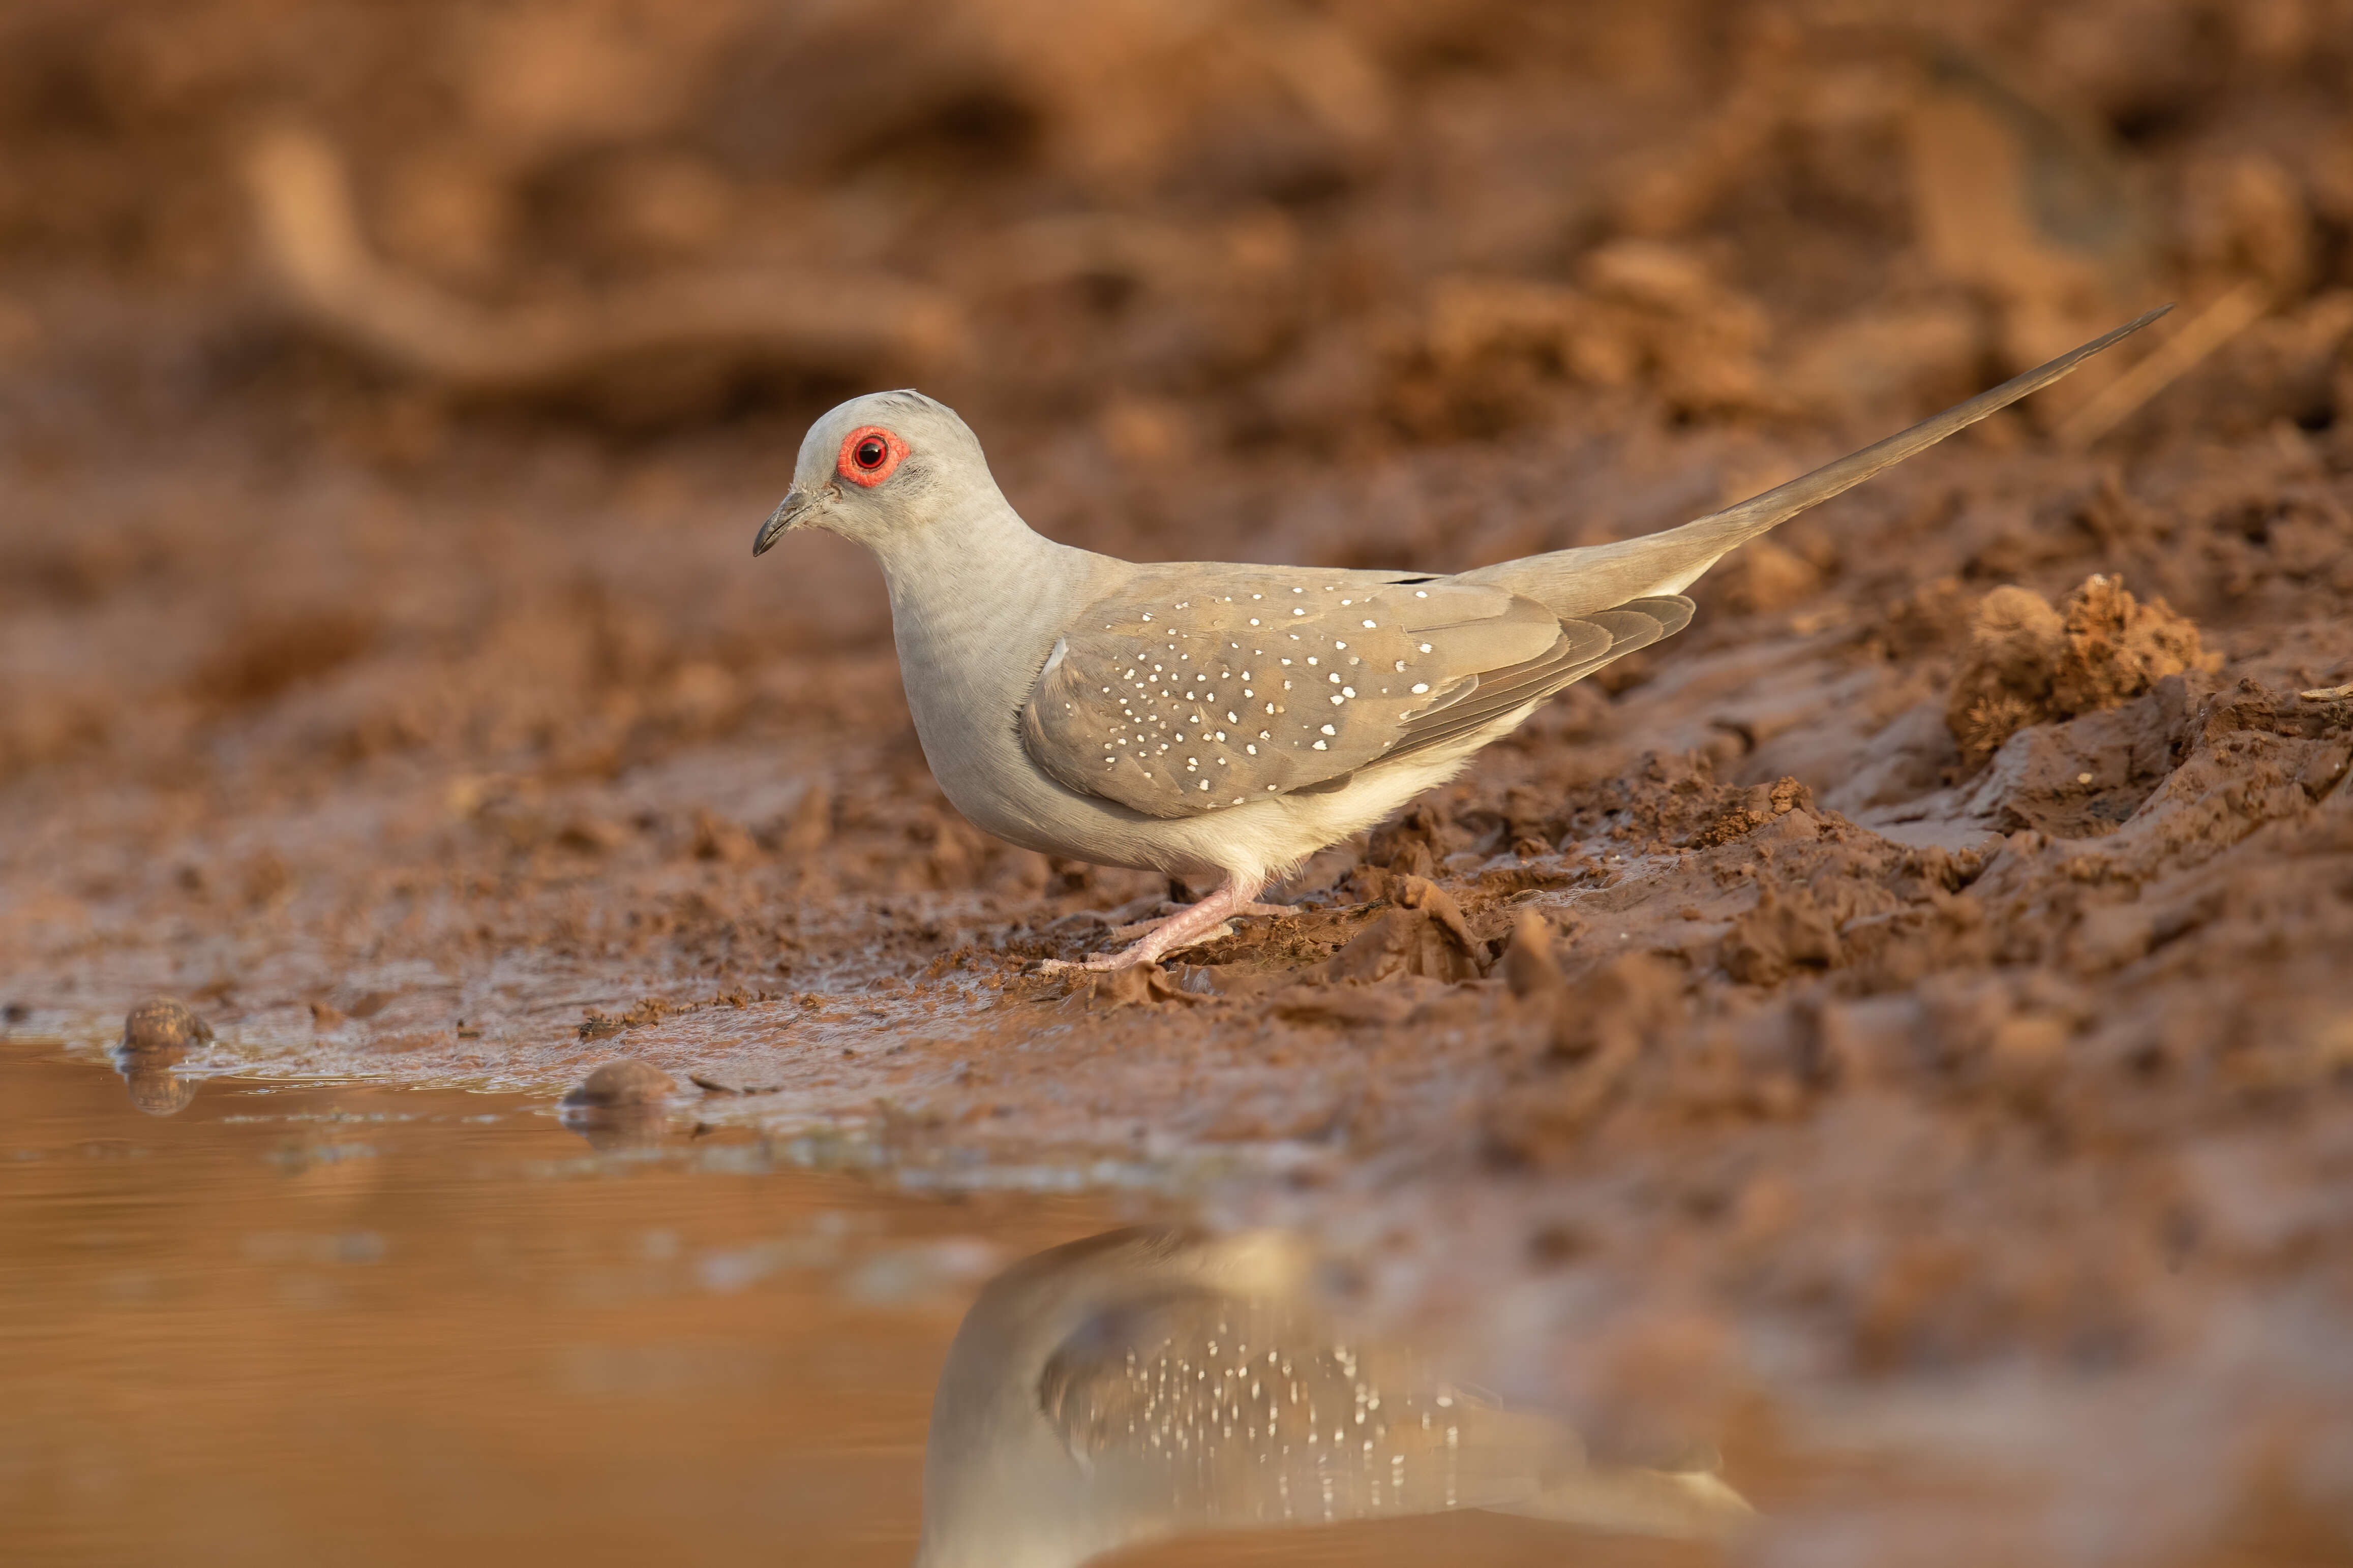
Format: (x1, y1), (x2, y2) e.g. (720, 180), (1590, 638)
(755, 308), (2168, 969)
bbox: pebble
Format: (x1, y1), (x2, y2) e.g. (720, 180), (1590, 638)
(121, 997), (212, 1053)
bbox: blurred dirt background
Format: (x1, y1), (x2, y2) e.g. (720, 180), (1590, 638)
(4, 1), (2352, 1560)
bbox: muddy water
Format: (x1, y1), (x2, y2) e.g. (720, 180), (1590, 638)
(0, 1040), (1717, 1567)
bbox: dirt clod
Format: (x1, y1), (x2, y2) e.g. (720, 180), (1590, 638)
(1310, 876), (1484, 986)
(1502, 910), (1566, 1001)
(1720, 884), (1843, 984)
(1948, 575), (2220, 765)
(1074, 963), (1211, 1009)
(120, 998), (213, 1054)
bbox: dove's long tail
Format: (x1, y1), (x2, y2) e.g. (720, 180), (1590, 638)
(1457, 305), (2172, 619)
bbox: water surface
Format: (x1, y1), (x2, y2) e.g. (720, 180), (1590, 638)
(2, 1038), (1719, 1567)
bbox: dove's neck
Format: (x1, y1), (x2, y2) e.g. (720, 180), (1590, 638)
(867, 494), (1117, 816)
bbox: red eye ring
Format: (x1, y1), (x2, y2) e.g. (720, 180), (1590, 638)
(836, 425), (907, 487)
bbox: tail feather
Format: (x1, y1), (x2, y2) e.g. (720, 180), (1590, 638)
(1458, 305), (2172, 619)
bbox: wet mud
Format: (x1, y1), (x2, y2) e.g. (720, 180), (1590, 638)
(4, 2), (2353, 1560)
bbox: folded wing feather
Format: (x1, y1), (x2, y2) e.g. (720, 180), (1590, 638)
(1020, 563), (1680, 818)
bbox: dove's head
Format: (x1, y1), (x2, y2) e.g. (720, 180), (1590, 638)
(753, 390), (1003, 558)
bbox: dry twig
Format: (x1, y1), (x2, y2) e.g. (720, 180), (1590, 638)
(2056, 282), (2266, 449)
(244, 128), (963, 396)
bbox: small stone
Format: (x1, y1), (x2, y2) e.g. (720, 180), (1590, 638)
(562, 1059), (677, 1108)
(122, 998), (212, 1053)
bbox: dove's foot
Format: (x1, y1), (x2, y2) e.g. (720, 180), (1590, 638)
(1040, 877), (1286, 972)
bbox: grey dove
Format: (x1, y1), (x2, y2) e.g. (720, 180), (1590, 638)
(755, 306), (2167, 969)
(915, 1226), (1753, 1568)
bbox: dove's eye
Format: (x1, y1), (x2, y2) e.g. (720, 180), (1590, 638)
(836, 426), (906, 487)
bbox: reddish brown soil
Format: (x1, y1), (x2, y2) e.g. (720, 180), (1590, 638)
(4, 2), (2352, 1559)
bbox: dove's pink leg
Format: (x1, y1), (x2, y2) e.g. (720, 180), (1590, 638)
(1047, 874), (1282, 971)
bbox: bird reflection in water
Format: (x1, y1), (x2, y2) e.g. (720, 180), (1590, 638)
(111, 997), (209, 1117)
(917, 1227), (1752, 1567)
(558, 1059), (685, 1151)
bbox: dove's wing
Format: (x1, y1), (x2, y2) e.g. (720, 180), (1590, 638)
(1379, 594), (1691, 760)
(1037, 1283), (1571, 1532)
(1020, 565), (1681, 819)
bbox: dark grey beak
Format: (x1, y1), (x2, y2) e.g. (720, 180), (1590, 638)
(753, 490), (816, 557)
